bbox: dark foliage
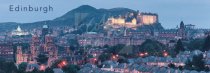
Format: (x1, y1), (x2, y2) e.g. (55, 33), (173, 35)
(175, 39), (185, 54)
(0, 58), (18, 73)
(168, 63), (176, 68)
(36, 54), (49, 65)
(98, 53), (111, 62)
(184, 54), (209, 71)
(18, 62), (28, 73)
(202, 35), (210, 52)
(105, 44), (125, 54)
(187, 39), (204, 51)
(62, 64), (80, 73)
(117, 58), (128, 63)
(139, 39), (167, 56)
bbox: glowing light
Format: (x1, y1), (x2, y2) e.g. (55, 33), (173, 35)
(116, 54), (119, 57)
(94, 58), (97, 61)
(11, 25), (29, 36)
(58, 60), (68, 68)
(62, 61), (67, 66)
(17, 26), (22, 31)
(113, 56), (116, 59)
(93, 53), (97, 57)
(142, 15), (157, 25)
(144, 52), (148, 55)
(40, 65), (45, 71)
(131, 18), (137, 24)
(139, 53), (144, 57)
(163, 52), (168, 57)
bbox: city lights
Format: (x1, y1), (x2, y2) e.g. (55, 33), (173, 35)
(163, 52), (168, 57)
(139, 52), (148, 57)
(40, 65), (45, 71)
(58, 60), (68, 68)
(0, 1), (209, 73)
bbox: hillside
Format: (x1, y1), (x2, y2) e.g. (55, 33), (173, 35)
(0, 5), (163, 33)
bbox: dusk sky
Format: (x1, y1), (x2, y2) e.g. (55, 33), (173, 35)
(0, 0), (210, 28)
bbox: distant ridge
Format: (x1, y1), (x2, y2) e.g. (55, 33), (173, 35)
(0, 5), (163, 33)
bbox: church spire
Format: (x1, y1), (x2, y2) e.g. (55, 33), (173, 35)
(180, 21), (185, 29)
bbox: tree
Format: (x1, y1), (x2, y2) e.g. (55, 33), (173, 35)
(184, 54), (209, 71)
(29, 68), (40, 73)
(175, 39), (185, 54)
(202, 35), (210, 52)
(168, 63), (176, 68)
(139, 39), (166, 56)
(0, 58), (18, 73)
(106, 44), (125, 54)
(98, 53), (111, 62)
(36, 54), (49, 65)
(68, 39), (79, 47)
(103, 44), (109, 49)
(184, 59), (192, 70)
(191, 54), (205, 71)
(178, 66), (184, 71)
(44, 67), (54, 73)
(187, 39), (204, 51)
(4, 62), (18, 73)
(18, 62), (28, 73)
(117, 58), (128, 63)
(62, 64), (80, 73)
(69, 46), (76, 51)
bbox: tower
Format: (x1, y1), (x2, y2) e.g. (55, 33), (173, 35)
(177, 21), (186, 39)
(180, 21), (185, 29)
(41, 25), (49, 44)
(42, 25), (49, 37)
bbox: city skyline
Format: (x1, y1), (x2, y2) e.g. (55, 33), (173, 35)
(1, 1), (210, 72)
(0, 0), (210, 28)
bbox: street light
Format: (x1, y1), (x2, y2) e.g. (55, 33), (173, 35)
(163, 52), (168, 57)
(144, 52), (148, 56)
(139, 53), (144, 57)
(40, 64), (45, 71)
(116, 54), (119, 57)
(93, 58), (97, 61)
(112, 56), (116, 59)
(58, 60), (68, 68)
(61, 60), (67, 66)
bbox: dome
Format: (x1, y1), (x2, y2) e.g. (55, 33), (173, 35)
(43, 25), (48, 28)
(17, 25), (22, 32)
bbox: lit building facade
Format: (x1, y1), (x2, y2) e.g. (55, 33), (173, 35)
(11, 25), (29, 36)
(16, 46), (35, 64)
(137, 13), (158, 25)
(16, 25), (58, 66)
(105, 12), (159, 29)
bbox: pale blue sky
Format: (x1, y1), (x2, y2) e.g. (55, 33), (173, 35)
(0, 0), (210, 28)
